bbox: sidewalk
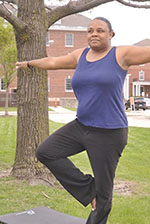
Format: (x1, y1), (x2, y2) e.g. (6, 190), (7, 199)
(126, 110), (150, 128)
(1, 107), (150, 128)
(0, 107), (76, 124)
(0, 111), (17, 116)
(48, 106), (76, 123)
(49, 107), (150, 128)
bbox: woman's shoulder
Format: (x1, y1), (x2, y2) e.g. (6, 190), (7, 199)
(72, 47), (89, 63)
(115, 45), (133, 54)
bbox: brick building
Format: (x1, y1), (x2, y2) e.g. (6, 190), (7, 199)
(1, 15), (150, 107)
(124, 39), (150, 100)
(46, 14), (91, 107)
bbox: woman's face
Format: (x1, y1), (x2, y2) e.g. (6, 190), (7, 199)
(87, 19), (113, 51)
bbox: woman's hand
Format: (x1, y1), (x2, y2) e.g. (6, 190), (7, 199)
(16, 61), (28, 69)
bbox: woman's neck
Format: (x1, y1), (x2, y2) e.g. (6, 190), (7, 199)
(87, 45), (112, 62)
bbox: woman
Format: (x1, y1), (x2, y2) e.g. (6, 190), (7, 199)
(16, 17), (150, 224)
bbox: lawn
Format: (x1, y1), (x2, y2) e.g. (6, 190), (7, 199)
(0, 116), (150, 223)
(64, 107), (77, 111)
(0, 107), (17, 111)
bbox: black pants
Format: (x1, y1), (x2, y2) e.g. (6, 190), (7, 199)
(36, 119), (128, 224)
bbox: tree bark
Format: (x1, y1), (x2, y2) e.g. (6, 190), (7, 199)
(11, 0), (52, 182)
(5, 86), (8, 116)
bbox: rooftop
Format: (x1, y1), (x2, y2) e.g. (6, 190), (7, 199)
(49, 14), (91, 31)
(134, 39), (150, 46)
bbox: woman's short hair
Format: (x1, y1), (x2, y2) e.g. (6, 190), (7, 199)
(93, 17), (115, 37)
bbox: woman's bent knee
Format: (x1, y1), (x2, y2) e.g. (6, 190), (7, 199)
(35, 139), (56, 163)
(35, 143), (45, 163)
(36, 147), (52, 165)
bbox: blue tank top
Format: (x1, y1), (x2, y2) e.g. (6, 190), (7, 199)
(71, 47), (128, 129)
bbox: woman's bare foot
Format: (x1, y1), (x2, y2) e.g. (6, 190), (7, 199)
(91, 197), (96, 211)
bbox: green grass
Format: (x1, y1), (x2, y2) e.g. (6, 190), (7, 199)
(109, 195), (150, 224)
(0, 117), (150, 223)
(116, 127), (150, 182)
(0, 176), (88, 218)
(0, 117), (17, 170)
(48, 107), (54, 111)
(64, 107), (77, 111)
(0, 107), (17, 111)
(0, 117), (64, 171)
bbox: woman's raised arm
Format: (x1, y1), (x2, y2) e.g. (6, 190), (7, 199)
(117, 45), (150, 70)
(16, 48), (84, 70)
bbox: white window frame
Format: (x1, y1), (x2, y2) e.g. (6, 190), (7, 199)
(139, 70), (145, 81)
(65, 33), (74, 47)
(65, 78), (73, 92)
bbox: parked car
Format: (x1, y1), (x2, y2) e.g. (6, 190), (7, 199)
(125, 97), (146, 110)
(143, 98), (150, 109)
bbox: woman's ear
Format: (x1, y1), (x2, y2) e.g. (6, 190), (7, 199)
(109, 31), (115, 39)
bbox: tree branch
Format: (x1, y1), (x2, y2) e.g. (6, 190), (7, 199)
(47, 0), (114, 27)
(117, 0), (150, 8)
(0, 3), (27, 32)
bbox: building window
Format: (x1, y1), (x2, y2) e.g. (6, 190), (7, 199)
(0, 79), (6, 90)
(139, 70), (144, 81)
(46, 32), (50, 46)
(65, 33), (73, 47)
(65, 78), (73, 92)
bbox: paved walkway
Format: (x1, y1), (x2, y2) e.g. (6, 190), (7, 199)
(49, 106), (76, 123)
(126, 110), (150, 128)
(1, 107), (150, 128)
(49, 107), (150, 128)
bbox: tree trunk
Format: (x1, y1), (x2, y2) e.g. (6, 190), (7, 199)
(11, 0), (53, 182)
(5, 86), (9, 116)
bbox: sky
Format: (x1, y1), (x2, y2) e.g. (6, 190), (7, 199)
(81, 1), (150, 46)
(45, 0), (150, 46)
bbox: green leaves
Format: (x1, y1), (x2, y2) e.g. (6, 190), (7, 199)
(0, 18), (14, 49)
(0, 17), (17, 86)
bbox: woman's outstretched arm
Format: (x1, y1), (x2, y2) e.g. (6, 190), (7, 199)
(16, 48), (84, 70)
